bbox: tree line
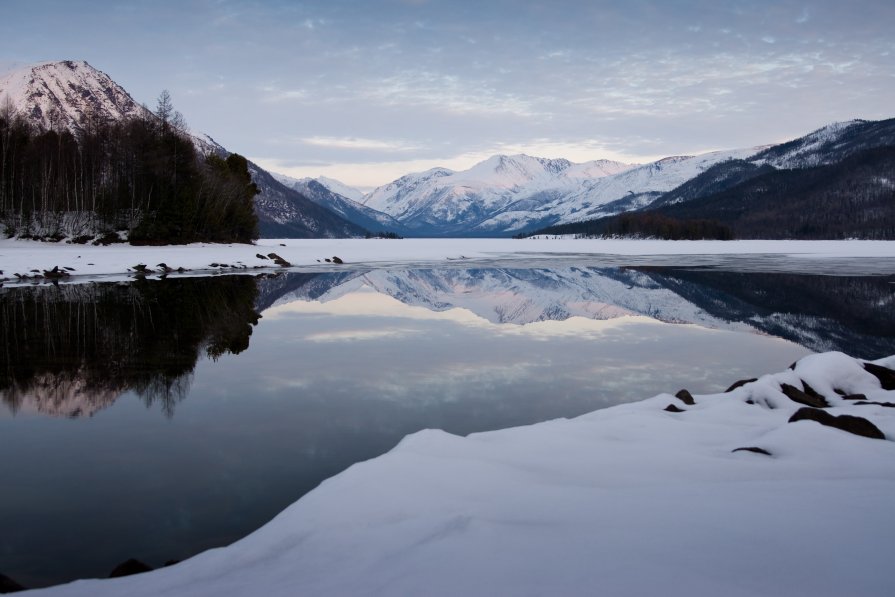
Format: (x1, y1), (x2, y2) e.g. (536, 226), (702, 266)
(0, 91), (259, 244)
(517, 212), (733, 240)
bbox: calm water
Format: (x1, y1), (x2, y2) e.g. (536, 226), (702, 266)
(2, 258), (894, 588)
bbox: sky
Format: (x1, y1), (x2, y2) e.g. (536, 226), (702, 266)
(1, 0), (893, 189)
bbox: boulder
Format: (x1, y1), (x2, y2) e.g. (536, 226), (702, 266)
(0, 573), (26, 593)
(726, 378), (757, 392)
(109, 558), (153, 578)
(732, 446), (772, 456)
(863, 362), (895, 390)
(788, 407), (885, 440)
(780, 383), (829, 408)
(674, 389), (695, 405)
(332, 256), (344, 264)
(663, 404), (685, 413)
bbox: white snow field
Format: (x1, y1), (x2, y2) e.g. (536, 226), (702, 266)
(25, 351), (895, 596)
(2, 238), (895, 285)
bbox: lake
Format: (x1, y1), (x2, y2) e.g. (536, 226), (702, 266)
(2, 256), (894, 588)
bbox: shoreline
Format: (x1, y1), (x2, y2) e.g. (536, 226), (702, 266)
(3, 237), (895, 287)
(21, 351), (895, 596)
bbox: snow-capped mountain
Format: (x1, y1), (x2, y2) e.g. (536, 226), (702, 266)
(0, 60), (144, 128)
(272, 174), (407, 234)
(359, 151), (772, 236)
(0, 60), (365, 238)
(750, 118), (895, 169)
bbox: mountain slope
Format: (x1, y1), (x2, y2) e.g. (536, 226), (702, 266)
(273, 176), (407, 235)
(360, 149), (772, 236)
(0, 60), (364, 239)
(645, 145), (895, 239)
(527, 117), (895, 239)
(362, 155), (637, 236)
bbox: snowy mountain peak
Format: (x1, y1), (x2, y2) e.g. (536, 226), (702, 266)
(0, 59), (146, 131)
(315, 176), (366, 203)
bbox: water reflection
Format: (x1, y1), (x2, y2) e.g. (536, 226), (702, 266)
(1, 262), (893, 588)
(259, 266), (895, 357)
(0, 277), (260, 417)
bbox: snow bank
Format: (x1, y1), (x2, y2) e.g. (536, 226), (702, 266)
(2, 238), (894, 286)
(28, 352), (895, 596)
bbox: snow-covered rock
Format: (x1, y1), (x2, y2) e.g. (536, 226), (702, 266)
(28, 352), (895, 596)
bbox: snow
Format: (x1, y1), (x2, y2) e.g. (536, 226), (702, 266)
(0, 60), (144, 131)
(26, 351), (895, 596)
(2, 237), (895, 286)
(359, 149), (761, 234)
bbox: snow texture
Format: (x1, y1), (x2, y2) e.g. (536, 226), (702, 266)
(26, 351), (895, 597)
(2, 237), (895, 287)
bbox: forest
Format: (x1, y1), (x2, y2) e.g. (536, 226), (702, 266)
(0, 92), (259, 244)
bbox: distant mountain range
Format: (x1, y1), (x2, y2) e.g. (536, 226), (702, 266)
(2, 60), (892, 239)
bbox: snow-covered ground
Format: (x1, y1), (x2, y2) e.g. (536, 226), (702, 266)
(2, 238), (895, 286)
(26, 351), (895, 596)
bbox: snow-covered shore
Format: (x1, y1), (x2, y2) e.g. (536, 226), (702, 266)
(2, 237), (895, 285)
(25, 352), (895, 597)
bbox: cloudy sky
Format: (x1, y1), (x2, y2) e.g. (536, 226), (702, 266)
(1, 0), (893, 188)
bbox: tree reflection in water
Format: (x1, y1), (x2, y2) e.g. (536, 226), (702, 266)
(0, 276), (260, 417)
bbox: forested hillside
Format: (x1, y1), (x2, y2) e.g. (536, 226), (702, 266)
(0, 93), (259, 244)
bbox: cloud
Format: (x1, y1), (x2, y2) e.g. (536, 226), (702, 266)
(259, 86), (308, 103)
(300, 136), (420, 152)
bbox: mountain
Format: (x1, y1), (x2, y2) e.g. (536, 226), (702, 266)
(359, 150), (774, 236)
(362, 155), (637, 236)
(273, 174), (407, 235)
(527, 117), (895, 240)
(642, 145), (895, 239)
(0, 60), (365, 239)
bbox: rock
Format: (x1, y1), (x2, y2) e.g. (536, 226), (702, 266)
(209, 262), (220, 267)
(745, 399), (755, 405)
(674, 389), (695, 405)
(132, 264), (149, 273)
(664, 404), (685, 413)
(256, 253), (268, 260)
(842, 394), (868, 401)
(725, 378), (757, 392)
(732, 446), (772, 456)
(109, 558), (153, 578)
(788, 407), (885, 440)
(863, 362), (895, 390)
(332, 256), (343, 264)
(854, 401), (895, 408)
(324, 258), (332, 263)
(0, 573), (26, 592)
(63, 266), (75, 271)
(156, 263), (173, 273)
(780, 383), (829, 408)
(43, 266), (69, 279)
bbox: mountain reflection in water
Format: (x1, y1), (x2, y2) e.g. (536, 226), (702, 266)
(2, 266), (894, 419)
(1, 262), (893, 588)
